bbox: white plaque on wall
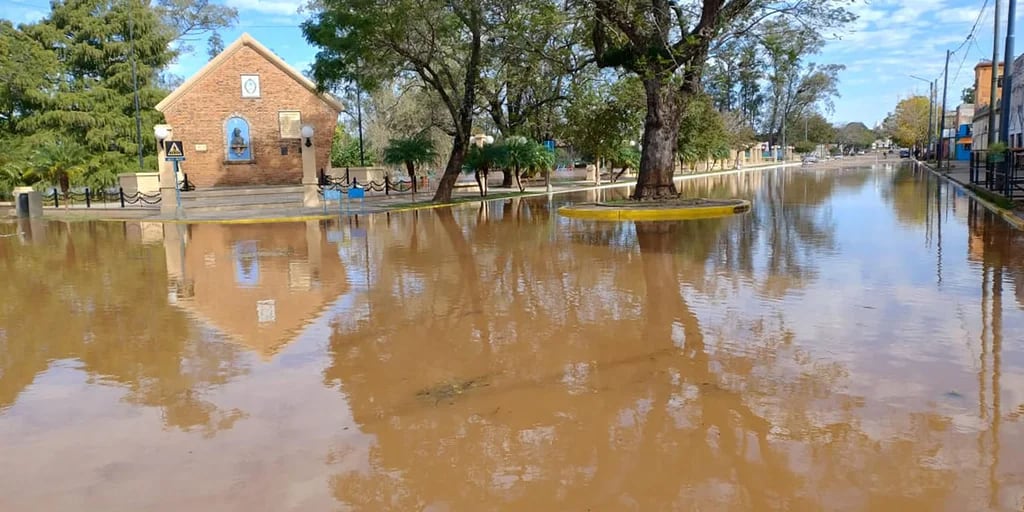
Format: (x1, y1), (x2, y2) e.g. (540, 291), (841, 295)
(241, 74), (261, 98)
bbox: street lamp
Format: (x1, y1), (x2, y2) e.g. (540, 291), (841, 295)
(301, 125), (314, 148)
(472, 133), (494, 148)
(909, 74), (935, 156)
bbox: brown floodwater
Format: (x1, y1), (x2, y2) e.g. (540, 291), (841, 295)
(2, 163), (1024, 511)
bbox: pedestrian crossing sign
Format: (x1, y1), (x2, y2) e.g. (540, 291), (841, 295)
(165, 140), (185, 161)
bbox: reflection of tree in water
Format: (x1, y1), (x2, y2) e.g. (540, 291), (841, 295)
(882, 165), (934, 227)
(320, 204), (960, 509)
(0, 222), (248, 435)
(574, 169), (840, 300)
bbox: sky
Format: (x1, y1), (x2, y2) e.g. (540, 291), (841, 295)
(2, 0), (1021, 128)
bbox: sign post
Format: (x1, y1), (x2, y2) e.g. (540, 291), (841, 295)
(164, 140), (186, 218)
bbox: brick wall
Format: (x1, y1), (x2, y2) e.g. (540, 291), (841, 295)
(161, 45), (340, 188)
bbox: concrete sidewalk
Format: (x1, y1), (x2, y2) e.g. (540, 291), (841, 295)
(8, 160), (808, 223)
(916, 158), (1024, 229)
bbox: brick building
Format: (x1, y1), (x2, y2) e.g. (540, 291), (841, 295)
(156, 34), (343, 188)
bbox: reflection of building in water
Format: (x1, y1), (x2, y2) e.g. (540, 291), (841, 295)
(966, 203), (1024, 308)
(163, 221), (348, 358)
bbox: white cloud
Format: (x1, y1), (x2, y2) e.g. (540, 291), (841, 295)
(936, 6), (986, 24)
(226, 0), (300, 16)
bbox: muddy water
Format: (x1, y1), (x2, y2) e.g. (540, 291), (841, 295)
(2, 163), (1024, 511)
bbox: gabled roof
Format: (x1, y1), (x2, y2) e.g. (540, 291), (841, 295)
(156, 33), (344, 113)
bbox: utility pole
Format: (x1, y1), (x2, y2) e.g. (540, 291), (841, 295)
(928, 81), (934, 157)
(129, 4), (144, 173)
(933, 79), (938, 154)
(911, 74), (934, 157)
(356, 87), (365, 166)
(938, 50), (951, 165)
(990, 0), (1002, 147)
(1000, 0), (1017, 146)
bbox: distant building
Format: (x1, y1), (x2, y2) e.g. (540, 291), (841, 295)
(971, 60), (1005, 150)
(156, 34), (344, 188)
(1007, 54), (1024, 147)
(954, 104), (974, 160)
(974, 60), (1005, 109)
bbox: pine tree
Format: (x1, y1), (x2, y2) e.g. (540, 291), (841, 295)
(21, 0), (176, 177)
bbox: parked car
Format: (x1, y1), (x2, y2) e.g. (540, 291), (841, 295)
(801, 155), (818, 164)
(899, 149), (911, 158)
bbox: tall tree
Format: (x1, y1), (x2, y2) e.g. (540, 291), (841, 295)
(560, 77), (642, 176)
(21, 0), (176, 178)
(303, 0), (485, 202)
(0, 21), (60, 136)
(836, 122), (875, 150)
(206, 32), (224, 60)
(588, 0), (853, 199)
(479, 0), (584, 140)
(887, 96), (930, 148)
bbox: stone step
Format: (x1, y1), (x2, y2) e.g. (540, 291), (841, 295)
(180, 184), (304, 199)
(183, 193), (302, 209)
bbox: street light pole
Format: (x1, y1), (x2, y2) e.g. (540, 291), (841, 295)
(990, 0), (1002, 147)
(910, 75), (934, 157)
(938, 50), (951, 165)
(1000, 0), (1017, 146)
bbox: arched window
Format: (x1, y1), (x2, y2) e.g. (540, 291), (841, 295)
(225, 116), (252, 162)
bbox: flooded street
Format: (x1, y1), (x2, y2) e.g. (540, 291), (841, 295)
(2, 163), (1024, 511)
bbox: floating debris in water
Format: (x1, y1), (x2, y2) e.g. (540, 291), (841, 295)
(416, 376), (490, 405)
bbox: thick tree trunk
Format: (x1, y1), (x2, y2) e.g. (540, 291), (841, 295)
(501, 169), (514, 188)
(432, 136), (468, 202)
(430, 4), (482, 203)
(633, 78), (683, 200)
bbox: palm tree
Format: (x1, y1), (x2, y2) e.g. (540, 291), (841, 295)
(464, 143), (502, 197)
(528, 142), (556, 190)
(0, 139), (41, 198)
(34, 138), (86, 206)
(498, 136), (534, 192)
(383, 136), (438, 193)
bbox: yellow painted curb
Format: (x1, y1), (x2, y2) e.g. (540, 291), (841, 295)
(558, 200), (751, 221)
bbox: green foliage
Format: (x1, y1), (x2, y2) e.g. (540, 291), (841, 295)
(962, 87), (975, 104)
(303, 0), (487, 201)
(885, 96), (930, 148)
(837, 122), (876, 150)
(331, 125), (364, 167)
(464, 143), (502, 174)
(561, 78), (642, 163)
(794, 112), (836, 144)
(793, 140), (817, 154)
(497, 136), (533, 174)
(0, 138), (41, 195)
(34, 137), (88, 192)
(18, 0), (175, 175)
(383, 136), (438, 178)
(678, 95), (730, 167)
(0, 21), (60, 136)
(479, 0), (580, 138)
(611, 144), (641, 172)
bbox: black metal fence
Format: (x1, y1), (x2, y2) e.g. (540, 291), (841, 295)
(12, 173), (197, 208)
(37, 187), (163, 208)
(318, 169), (416, 196)
(969, 149), (1024, 200)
